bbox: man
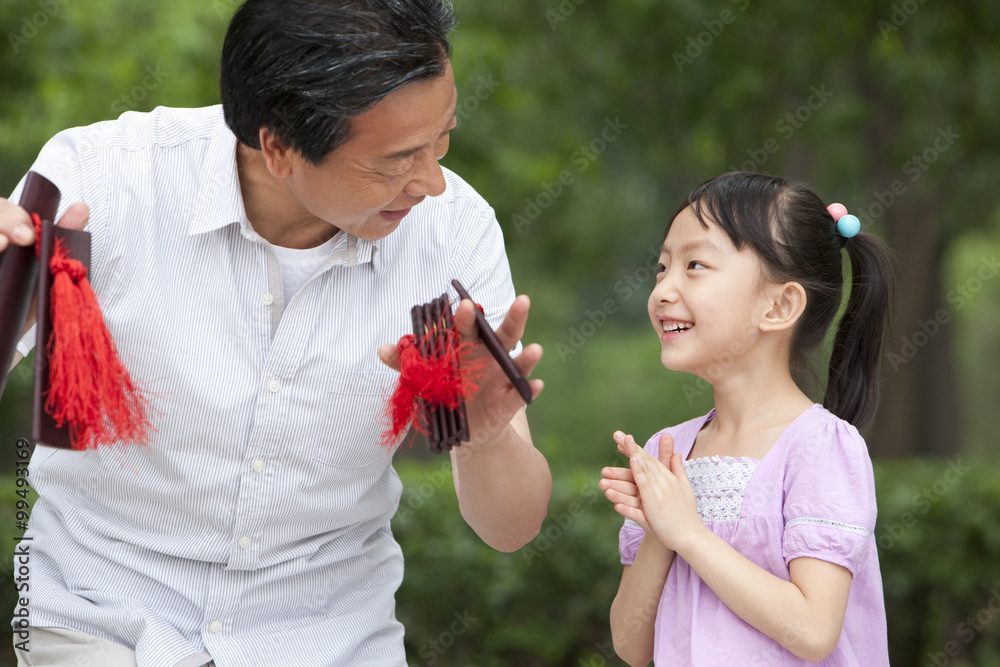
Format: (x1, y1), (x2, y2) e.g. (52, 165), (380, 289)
(0, 1), (551, 665)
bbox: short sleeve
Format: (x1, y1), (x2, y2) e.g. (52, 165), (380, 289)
(619, 518), (645, 565)
(617, 428), (669, 565)
(781, 414), (877, 575)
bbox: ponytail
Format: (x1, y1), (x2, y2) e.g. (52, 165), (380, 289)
(824, 233), (896, 429)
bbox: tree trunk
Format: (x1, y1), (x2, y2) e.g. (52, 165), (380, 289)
(866, 203), (961, 458)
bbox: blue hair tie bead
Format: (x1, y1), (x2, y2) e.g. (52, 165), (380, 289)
(837, 214), (861, 239)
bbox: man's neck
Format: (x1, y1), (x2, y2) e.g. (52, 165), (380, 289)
(235, 143), (338, 249)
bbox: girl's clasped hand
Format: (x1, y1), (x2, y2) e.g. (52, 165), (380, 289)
(600, 432), (702, 554)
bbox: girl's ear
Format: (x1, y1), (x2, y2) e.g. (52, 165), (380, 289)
(760, 281), (807, 332)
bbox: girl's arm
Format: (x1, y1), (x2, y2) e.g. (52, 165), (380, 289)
(682, 529), (851, 661)
(601, 432), (676, 666)
(624, 440), (852, 662)
(609, 537), (674, 666)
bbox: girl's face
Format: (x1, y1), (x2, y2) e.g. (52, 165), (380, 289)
(648, 206), (774, 379)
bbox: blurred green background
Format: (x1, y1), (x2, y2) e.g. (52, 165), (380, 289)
(2, 0), (1000, 664)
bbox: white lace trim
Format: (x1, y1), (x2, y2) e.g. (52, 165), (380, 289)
(785, 516), (873, 538)
(683, 456), (759, 523)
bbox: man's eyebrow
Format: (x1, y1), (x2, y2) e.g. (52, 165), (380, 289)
(379, 113), (458, 162)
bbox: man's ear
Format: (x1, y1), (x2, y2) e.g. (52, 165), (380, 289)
(760, 281), (807, 332)
(258, 127), (295, 178)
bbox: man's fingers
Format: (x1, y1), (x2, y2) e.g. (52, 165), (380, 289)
(377, 343), (400, 371)
(512, 342), (543, 379)
(455, 294), (531, 352)
(0, 200), (90, 253)
(56, 202), (90, 231)
(0, 198), (35, 249)
(453, 298), (478, 340)
(492, 294), (530, 352)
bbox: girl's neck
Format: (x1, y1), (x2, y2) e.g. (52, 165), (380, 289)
(694, 357), (815, 460)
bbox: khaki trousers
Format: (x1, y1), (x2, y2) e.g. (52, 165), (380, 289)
(15, 627), (215, 667)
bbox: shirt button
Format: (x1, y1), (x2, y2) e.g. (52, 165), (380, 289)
(252, 458), (265, 473)
(239, 536), (251, 549)
(267, 378), (281, 393)
(261, 292), (273, 306)
(209, 620), (222, 633)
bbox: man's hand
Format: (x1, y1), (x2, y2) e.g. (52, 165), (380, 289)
(0, 198), (89, 253)
(378, 293), (550, 552)
(378, 294), (544, 447)
(2, 200), (90, 366)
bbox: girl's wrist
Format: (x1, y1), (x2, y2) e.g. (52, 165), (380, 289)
(671, 522), (712, 560)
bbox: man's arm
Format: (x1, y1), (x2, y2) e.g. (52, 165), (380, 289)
(450, 407), (551, 552)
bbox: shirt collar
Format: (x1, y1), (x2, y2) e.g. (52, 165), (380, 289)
(187, 107), (376, 268)
(188, 108), (245, 237)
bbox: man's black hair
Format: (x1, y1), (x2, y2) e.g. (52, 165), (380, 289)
(220, 0), (455, 164)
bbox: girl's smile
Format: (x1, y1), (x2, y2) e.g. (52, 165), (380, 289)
(657, 318), (694, 342)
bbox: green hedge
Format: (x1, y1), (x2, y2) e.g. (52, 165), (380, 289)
(392, 458), (1000, 667)
(1, 459), (999, 666)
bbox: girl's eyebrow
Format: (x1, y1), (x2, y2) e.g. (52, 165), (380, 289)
(662, 239), (720, 255)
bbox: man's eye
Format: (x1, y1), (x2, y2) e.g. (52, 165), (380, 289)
(384, 162), (412, 178)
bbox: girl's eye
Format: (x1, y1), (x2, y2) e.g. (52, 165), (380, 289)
(688, 260), (706, 270)
(657, 263), (667, 273)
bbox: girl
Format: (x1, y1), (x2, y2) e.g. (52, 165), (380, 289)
(599, 172), (894, 665)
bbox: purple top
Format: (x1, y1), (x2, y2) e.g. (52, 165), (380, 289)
(619, 405), (889, 666)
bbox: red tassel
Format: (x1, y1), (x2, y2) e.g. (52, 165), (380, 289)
(43, 230), (152, 450)
(380, 330), (483, 449)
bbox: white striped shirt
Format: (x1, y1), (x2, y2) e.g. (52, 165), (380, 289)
(12, 105), (519, 667)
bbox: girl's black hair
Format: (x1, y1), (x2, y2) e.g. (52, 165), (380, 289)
(220, 0), (455, 164)
(669, 171), (896, 429)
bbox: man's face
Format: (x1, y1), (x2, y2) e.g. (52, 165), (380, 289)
(284, 60), (458, 242)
